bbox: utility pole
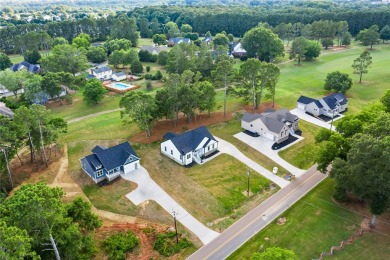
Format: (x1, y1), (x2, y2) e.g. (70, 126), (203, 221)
(172, 210), (179, 244)
(247, 168), (251, 197)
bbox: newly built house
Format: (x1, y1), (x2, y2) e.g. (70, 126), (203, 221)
(242, 108), (299, 143)
(297, 93), (348, 118)
(10, 61), (42, 74)
(161, 126), (218, 166)
(80, 142), (140, 183)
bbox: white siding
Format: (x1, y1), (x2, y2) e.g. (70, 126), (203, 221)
(124, 160), (139, 174)
(112, 74), (126, 82)
(306, 102), (320, 116)
(297, 103), (306, 110)
(161, 140), (190, 165)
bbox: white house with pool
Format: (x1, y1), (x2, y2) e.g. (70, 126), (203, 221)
(161, 126), (219, 166)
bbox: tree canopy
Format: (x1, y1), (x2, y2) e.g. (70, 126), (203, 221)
(356, 25), (380, 49)
(324, 71), (353, 94)
(352, 51), (372, 83)
(83, 78), (107, 104)
(0, 52), (12, 71)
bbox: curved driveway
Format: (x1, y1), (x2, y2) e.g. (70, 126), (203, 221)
(121, 167), (219, 245)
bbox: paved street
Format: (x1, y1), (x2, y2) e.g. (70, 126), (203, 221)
(216, 136), (290, 188)
(121, 167), (219, 245)
(290, 108), (344, 131)
(187, 165), (327, 260)
(234, 132), (306, 177)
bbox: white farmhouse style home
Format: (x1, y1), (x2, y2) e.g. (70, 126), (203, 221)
(241, 108), (299, 143)
(91, 66), (112, 80)
(161, 126), (218, 166)
(297, 93), (348, 118)
(112, 71), (127, 82)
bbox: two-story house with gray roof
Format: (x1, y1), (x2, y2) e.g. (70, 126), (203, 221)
(241, 108), (299, 143)
(90, 66), (112, 80)
(161, 126), (218, 166)
(297, 93), (348, 118)
(80, 142), (140, 183)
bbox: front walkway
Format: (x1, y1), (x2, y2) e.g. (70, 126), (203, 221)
(121, 167), (219, 245)
(233, 133), (306, 177)
(290, 108), (344, 131)
(215, 137), (290, 188)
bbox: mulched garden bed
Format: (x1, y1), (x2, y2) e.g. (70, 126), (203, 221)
(272, 135), (299, 150)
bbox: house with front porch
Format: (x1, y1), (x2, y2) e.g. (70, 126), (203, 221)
(241, 108), (299, 143)
(161, 126), (218, 166)
(80, 142), (140, 183)
(297, 93), (348, 118)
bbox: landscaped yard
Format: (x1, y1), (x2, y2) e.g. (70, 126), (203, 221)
(136, 142), (277, 231)
(209, 118), (290, 177)
(228, 178), (368, 259)
(279, 120), (323, 169)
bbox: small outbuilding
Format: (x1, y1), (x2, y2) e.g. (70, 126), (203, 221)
(112, 71), (127, 82)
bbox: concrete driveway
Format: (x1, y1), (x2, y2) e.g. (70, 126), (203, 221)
(233, 133), (306, 177)
(290, 108), (344, 131)
(215, 137), (290, 188)
(121, 167), (219, 245)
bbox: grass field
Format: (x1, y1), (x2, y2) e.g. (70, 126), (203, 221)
(136, 143), (276, 231)
(228, 178), (368, 259)
(276, 43), (390, 114)
(279, 120), (323, 169)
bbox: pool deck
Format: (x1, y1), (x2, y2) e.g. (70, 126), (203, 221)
(103, 82), (141, 93)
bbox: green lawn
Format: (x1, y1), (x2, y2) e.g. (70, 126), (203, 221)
(275, 43), (390, 114)
(229, 178), (366, 259)
(49, 91), (122, 120)
(209, 118), (290, 177)
(279, 120), (323, 169)
(137, 143), (276, 231)
(8, 50), (52, 64)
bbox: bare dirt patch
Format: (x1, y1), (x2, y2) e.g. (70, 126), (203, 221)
(131, 111), (233, 144)
(277, 217), (286, 225)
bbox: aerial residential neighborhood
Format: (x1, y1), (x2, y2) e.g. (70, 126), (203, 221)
(1, 0), (390, 259)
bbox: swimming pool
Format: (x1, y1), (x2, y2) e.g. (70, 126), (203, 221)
(109, 83), (135, 90)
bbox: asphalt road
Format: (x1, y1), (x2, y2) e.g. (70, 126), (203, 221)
(187, 165), (327, 260)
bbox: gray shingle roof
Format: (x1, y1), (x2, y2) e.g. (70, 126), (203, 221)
(113, 71), (126, 77)
(164, 126), (216, 155)
(243, 109), (298, 135)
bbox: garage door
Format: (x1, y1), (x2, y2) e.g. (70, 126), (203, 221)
(297, 103), (306, 110)
(264, 132), (275, 141)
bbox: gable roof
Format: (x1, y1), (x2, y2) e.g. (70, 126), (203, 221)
(0, 102), (14, 119)
(83, 142), (139, 172)
(322, 93), (347, 109)
(297, 95), (316, 104)
(164, 126), (216, 155)
(113, 71), (126, 77)
(243, 108), (298, 135)
(92, 66), (112, 74)
(140, 45), (169, 54)
(10, 61), (41, 73)
(168, 37), (191, 45)
(202, 37), (213, 42)
(232, 42), (247, 53)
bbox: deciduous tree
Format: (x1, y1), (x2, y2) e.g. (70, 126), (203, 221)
(120, 92), (157, 137)
(212, 59), (236, 117)
(86, 46), (107, 63)
(0, 52), (12, 71)
(380, 25), (390, 43)
(242, 27), (284, 62)
(83, 78), (107, 104)
(289, 36), (308, 65)
(324, 71), (353, 94)
(356, 25), (380, 49)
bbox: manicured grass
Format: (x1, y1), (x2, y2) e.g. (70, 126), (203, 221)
(276, 44), (390, 114)
(229, 178), (365, 259)
(49, 91), (122, 120)
(61, 111), (137, 143)
(136, 143), (276, 230)
(209, 118), (290, 177)
(138, 38), (154, 46)
(279, 120), (323, 169)
(187, 154), (271, 212)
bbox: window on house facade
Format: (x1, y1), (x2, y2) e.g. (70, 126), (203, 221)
(250, 124), (253, 127)
(164, 146), (167, 152)
(96, 170), (104, 177)
(187, 154), (191, 159)
(180, 155), (183, 160)
(208, 146), (210, 151)
(171, 150), (173, 155)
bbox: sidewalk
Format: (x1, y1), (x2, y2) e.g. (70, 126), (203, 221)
(121, 167), (219, 245)
(215, 136), (290, 188)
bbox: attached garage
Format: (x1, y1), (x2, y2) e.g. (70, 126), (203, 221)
(124, 161), (139, 174)
(264, 132), (275, 141)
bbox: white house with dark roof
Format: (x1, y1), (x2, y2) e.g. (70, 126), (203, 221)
(242, 108), (299, 143)
(161, 126), (219, 166)
(297, 93), (348, 118)
(231, 42), (247, 58)
(90, 66), (112, 80)
(80, 142), (140, 183)
(112, 71), (126, 82)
